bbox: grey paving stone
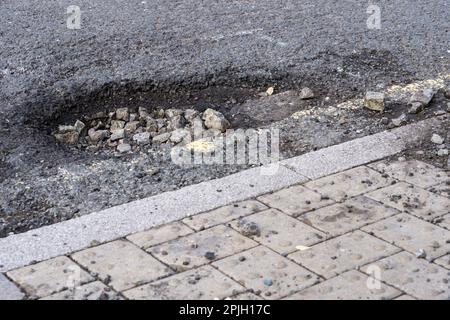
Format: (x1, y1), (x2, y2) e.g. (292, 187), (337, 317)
(230, 209), (326, 255)
(150, 225), (257, 272)
(366, 182), (450, 221)
(429, 181), (450, 198)
(304, 166), (392, 202)
(369, 160), (449, 189)
(436, 214), (450, 230)
(213, 246), (320, 300)
(394, 294), (416, 300)
(299, 196), (399, 237)
(71, 240), (172, 292)
(361, 251), (450, 300)
(7, 256), (93, 298)
(288, 231), (400, 279)
(183, 200), (268, 231)
(40, 281), (120, 300)
(123, 265), (244, 300)
(126, 221), (193, 249)
(0, 273), (24, 300)
(434, 254), (450, 270)
(227, 292), (264, 300)
(284, 270), (401, 300)
(362, 213), (450, 261)
(257, 185), (334, 217)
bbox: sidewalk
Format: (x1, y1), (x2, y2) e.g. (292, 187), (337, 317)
(1, 155), (449, 300)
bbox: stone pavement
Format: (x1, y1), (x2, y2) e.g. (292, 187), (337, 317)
(1, 158), (449, 300)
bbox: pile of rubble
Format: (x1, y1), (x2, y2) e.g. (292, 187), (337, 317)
(53, 107), (231, 153)
(364, 84), (450, 128)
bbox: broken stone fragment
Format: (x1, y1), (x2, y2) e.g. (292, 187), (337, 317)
(202, 108), (230, 132)
(110, 120), (125, 131)
(54, 131), (79, 144)
(165, 109), (184, 119)
(129, 113), (138, 122)
(58, 124), (76, 133)
(409, 88), (436, 106)
(89, 111), (107, 120)
(184, 109), (199, 122)
(408, 102), (424, 114)
(170, 128), (189, 144)
(391, 113), (408, 127)
(167, 115), (186, 130)
(152, 132), (171, 144)
(117, 143), (132, 153)
(444, 85), (450, 99)
(110, 129), (125, 142)
(124, 121), (140, 134)
(364, 91), (385, 112)
(299, 87), (315, 100)
(74, 120), (86, 133)
(115, 108), (130, 121)
(431, 133), (444, 145)
(437, 149), (449, 156)
(88, 128), (109, 143)
(145, 117), (158, 132)
(133, 132), (151, 145)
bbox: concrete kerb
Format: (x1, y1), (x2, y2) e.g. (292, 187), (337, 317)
(0, 117), (442, 272)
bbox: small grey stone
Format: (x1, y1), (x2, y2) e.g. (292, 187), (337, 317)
(165, 109), (183, 119)
(299, 87), (315, 100)
(443, 85), (450, 99)
(263, 279), (273, 286)
(184, 109), (199, 122)
(124, 121), (140, 134)
(74, 120), (86, 133)
(117, 143), (132, 153)
(431, 133), (444, 145)
(58, 124), (76, 133)
(110, 129), (125, 141)
(110, 120), (125, 131)
(54, 131), (79, 144)
(152, 132), (171, 144)
(409, 88), (436, 106)
(129, 113), (138, 122)
(437, 149), (449, 156)
(391, 114), (408, 127)
(202, 108), (230, 132)
(145, 117), (158, 132)
(133, 132), (151, 145)
(115, 108), (130, 121)
(408, 102), (424, 114)
(415, 249), (427, 259)
(236, 219), (261, 237)
(204, 251), (216, 260)
(170, 129), (189, 144)
(138, 107), (149, 119)
(88, 129), (109, 143)
(167, 115), (186, 130)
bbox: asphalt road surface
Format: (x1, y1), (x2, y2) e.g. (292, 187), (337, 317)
(0, 0), (449, 236)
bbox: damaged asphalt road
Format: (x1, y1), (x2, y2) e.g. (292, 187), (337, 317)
(0, 0), (449, 236)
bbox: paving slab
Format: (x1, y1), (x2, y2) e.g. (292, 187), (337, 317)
(433, 254), (450, 270)
(126, 221), (193, 250)
(288, 231), (400, 279)
(394, 294), (416, 300)
(362, 213), (450, 261)
(0, 273), (25, 300)
(213, 246), (320, 300)
(183, 200), (268, 231)
(227, 292), (264, 300)
(71, 240), (172, 292)
(299, 196), (399, 237)
(123, 265), (244, 300)
(304, 166), (393, 202)
(429, 182), (450, 198)
(7, 256), (93, 298)
(366, 182), (450, 221)
(436, 214), (450, 230)
(40, 281), (120, 300)
(284, 270), (401, 300)
(150, 225), (258, 272)
(369, 160), (449, 189)
(230, 209), (326, 255)
(257, 185), (334, 217)
(361, 251), (450, 300)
